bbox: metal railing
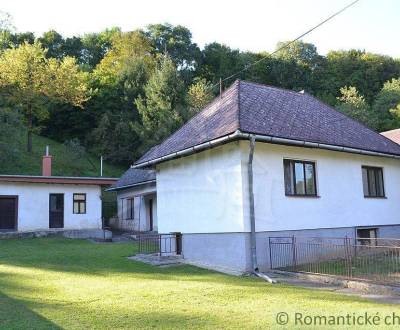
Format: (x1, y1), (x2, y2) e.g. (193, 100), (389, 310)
(269, 236), (400, 286)
(138, 234), (179, 256)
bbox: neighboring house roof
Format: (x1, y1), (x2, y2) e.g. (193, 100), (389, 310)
(107, 168), (156, 191)
(381, 128), (400, 145)
(0, 175), (117, 185)
(134, 80), (400, 167)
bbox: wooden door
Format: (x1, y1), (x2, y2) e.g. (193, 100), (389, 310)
(0, 196), (17, 230)
(49, 194), (64, 228)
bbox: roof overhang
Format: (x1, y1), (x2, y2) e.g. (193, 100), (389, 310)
(0, 175), (118, 185)
(105, 179), (156, 192)
(133, 130), (400, 168)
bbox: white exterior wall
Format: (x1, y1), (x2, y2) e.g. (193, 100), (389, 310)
(241, 141), (400, 232)
(157, 140), (400, 235)
(116, 183), (157, 232)
(156, 142), (246, 233)
(0, 182), (102, 231)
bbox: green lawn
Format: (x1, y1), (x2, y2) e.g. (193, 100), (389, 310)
(0, 130), (123, 177)
(0, 239), (398, 329)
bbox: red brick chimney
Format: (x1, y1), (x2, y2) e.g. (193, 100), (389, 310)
(42, 146), (52, 176)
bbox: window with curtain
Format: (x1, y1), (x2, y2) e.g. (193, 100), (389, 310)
(362, 166), (385, 198)
(283, 159), (317, 196)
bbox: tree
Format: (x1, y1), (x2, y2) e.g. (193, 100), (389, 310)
(372, 78), (400, 131)
(319, 50), (400, 105)
(275, 40), (322, 69)
(199, 42), (242, 84)
(145, 23), (201, 79)
(81, 28), (120, 69)
(136, 55), (186, 151)
(0, 41), (90, 152)
(336, 86), (377, 129)
(187, 78), (213, 115)
(38, 30), (65, 59)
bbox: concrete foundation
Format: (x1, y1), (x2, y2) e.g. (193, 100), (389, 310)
(0, 229), (112, 240)
(182, 232), (251, 274)
(179, 225), (400, 274)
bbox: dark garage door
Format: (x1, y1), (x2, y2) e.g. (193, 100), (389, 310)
(0, 196), (17, 230)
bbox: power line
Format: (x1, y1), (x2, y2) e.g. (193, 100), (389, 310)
(214, 0), (361, 91)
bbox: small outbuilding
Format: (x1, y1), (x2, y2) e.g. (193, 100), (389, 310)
(0, 149), (116, 235)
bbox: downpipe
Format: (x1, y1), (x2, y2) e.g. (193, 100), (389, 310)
(247, 135), (276, 284)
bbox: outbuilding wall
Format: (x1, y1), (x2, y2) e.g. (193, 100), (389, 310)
(0, 182), (102, 231)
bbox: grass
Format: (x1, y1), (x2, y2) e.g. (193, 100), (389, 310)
(291, 253), (400, 283)
(0, 239), (399, 329)
(0, 130), (123, 177)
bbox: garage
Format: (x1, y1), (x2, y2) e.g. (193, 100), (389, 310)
(0, 196), (18, 230)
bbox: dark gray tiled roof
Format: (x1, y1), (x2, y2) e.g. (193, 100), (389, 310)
(108, 168), (155, 191)
(136, 80), (400, 165)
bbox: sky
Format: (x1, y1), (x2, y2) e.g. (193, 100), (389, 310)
(1, 0), (399, 57)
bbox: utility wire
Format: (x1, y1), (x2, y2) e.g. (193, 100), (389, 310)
(214, 0), (361, 91)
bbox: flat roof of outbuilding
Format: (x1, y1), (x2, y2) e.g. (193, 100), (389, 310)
(0, 175), (117, 185)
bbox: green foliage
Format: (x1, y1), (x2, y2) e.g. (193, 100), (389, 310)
(0, 107), (22, 164)
(136, 56), (186, 150)
(145, 23), (201, 80)
(336, 86), (377, 129)
(0, 125), (122, 176)
(372, 78), (400, 131)
(187, 78), (214, 114)
(0, 18), (400, 169)
(0, 41), (90, 151)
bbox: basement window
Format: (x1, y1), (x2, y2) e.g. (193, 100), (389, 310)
(357, 228), (378, 246)
(284, 159), (317, 196)
(362, 166), (385, 198)
(73, 193), (86, 214)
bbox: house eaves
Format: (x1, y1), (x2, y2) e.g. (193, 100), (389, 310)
(132, 130), (400, 169)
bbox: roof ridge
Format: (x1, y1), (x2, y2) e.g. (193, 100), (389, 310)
(236, 79), (242, 131)
(304, 92), (400, 151)
(240, 79), (305, 96)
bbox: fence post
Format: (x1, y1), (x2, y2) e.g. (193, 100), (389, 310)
(268, 237), (273, 269)
(292, 236), (297, 270)
(159, 235), (162, 257)
(344, 236), (353, 279)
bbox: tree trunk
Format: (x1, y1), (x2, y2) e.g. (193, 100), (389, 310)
(27, 108), (33, 153)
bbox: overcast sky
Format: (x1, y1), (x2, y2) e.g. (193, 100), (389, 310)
(2, 0), (399, 57)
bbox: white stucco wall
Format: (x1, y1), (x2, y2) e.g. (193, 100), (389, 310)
(241, 141), (400, 232)
(0, 182), (102, 231)
(116, 183), (157, 231)
(156, 142), (245, 233)
(157, 140), (400, 234)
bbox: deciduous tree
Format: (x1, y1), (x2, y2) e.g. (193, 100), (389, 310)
(0, 42), (90, 152)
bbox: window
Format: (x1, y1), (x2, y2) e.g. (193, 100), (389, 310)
(73, 193), (86, 214)
(125, 198), (134, 220)
(362, 166), (385, 197)
(357, 228), (378, 246)
(284, 159), (317, 196)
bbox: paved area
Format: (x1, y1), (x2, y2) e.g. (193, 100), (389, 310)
(128, 254), (183, 267)
(264, 271), (400, 304)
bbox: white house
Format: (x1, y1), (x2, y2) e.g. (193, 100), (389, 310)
(133, 80), (400, 274)
(0, 150), (116, 236)
(107, 168), (157, 233)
